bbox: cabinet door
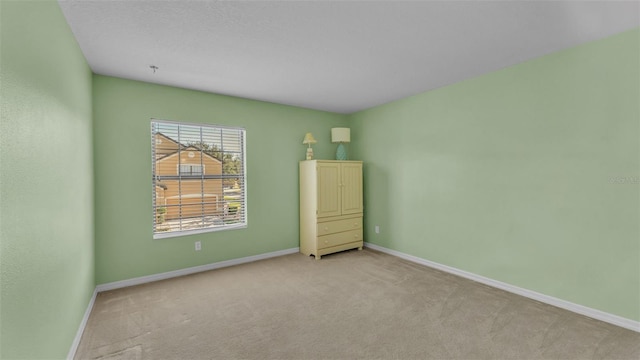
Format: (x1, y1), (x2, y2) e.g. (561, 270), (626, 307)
(316, 162), (341, 218)
(341, 163), (363, 215)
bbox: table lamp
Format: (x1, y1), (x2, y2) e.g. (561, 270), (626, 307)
(302, 132), (317, 160)
(331, 128), (350, 160)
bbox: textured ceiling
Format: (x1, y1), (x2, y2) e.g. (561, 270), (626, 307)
(58, 1), (639, 114)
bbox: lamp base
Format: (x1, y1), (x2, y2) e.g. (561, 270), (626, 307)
(306, 147), (314, 160)
(336, 143), (347, 160)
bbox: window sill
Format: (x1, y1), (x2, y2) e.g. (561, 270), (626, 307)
(153, 223), (247, 240)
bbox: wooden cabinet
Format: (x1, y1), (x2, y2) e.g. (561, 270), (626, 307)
(300, 160), (363, 259)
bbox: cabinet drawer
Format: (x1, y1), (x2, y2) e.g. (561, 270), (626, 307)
(317, 229), (362, 249)
(317, 218), (362, 236)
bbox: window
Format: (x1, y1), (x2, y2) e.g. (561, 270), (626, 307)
(151, 119), (246, 238)
(178, 163), (204, 176)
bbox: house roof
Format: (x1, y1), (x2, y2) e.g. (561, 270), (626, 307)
(156, 145), (222, 164)
(155, 132), (217, 161)
(155, 132), (182, 147)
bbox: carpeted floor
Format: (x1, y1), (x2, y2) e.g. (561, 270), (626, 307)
(75, 249), (640, 359)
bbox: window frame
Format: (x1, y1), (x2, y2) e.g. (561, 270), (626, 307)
(151, 119), (247, 239)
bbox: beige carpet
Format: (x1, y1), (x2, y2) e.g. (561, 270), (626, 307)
(75, 249), (640, 360)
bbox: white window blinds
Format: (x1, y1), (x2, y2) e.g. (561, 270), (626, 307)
(151, 119), (246, 238)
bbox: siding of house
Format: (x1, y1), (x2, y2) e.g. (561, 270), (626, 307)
(155, 149), (223, 220)
(154, 133), (181, 159)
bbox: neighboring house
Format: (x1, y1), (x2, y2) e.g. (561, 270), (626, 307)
(154, 132), (181, 159)
(154, 133), (223, 221)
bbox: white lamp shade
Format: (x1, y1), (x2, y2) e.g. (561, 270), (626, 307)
(331, 128), (351, 143)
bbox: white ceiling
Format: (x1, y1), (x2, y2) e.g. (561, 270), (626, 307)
(58, 1), (639, 114)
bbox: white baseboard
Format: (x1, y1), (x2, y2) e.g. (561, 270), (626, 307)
(364, 242), (640, 333)
(96, 247), (300, 292)
(67, 288), (98, 360)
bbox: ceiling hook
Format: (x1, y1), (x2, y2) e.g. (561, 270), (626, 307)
(150, 65), (159, 74)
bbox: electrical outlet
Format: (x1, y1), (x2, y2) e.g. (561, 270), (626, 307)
(195, 241), (201, 251)
(375, 225), (380, 234)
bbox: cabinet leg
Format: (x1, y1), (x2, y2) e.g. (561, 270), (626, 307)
(358, 247), (363, 251)
(315, 254), (321, 260)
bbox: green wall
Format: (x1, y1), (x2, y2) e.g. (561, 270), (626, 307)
(1, 4), (637, 359)
(350, 29), (640, 321)
(93, 75), (348, 284)
(0, 1), (95, 358)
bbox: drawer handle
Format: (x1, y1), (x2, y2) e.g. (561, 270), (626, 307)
(353, 223), (358, 227)
(354, 234), (359, 238)
(324, 227), (329, 231)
